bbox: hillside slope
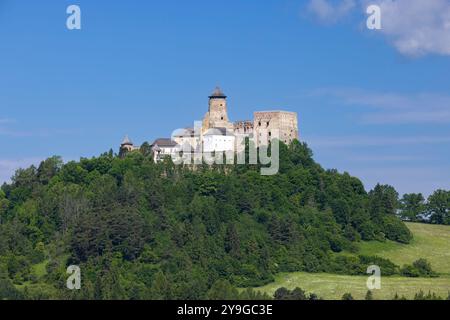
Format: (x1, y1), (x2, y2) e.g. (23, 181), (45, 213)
(359, 223), (450, 275)
(255, 223), (450, 299)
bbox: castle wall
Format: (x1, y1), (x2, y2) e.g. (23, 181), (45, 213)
(253, 111), (299, 146)
(234, 121), (254, 135)
(120, 89), (300, 160)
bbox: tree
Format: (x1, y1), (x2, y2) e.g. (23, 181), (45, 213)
(37, 156), (63, 184)
(365, 290), (374, 300)
(400, 259), (437, 278)
(368, 184), (399, 219)
(207, 280), (239, 300)
(0, 190), (9, 223)
(224, 223), (241, 258)
(290, 287), (307, 300)
(412, 259), (437, 277)
(274, 287), (310, 300)
(70, 207), (147, 262)
(0, 278), (24, 300)
(400, 193), (425, 222)
(139, 142), (153, 157)
(274, 287), (290, 300)
(151, 271), (171, 300)
(427, 190), (450, 225)
(342, 293), (354, 300)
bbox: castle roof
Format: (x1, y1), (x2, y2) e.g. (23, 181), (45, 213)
(151, 138), (178, 148)
(209, 86), (227, 99)
(121, 135), (133, 145)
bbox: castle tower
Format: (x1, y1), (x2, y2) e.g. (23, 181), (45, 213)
(253, 111), (299, 146)
(203, 87), (233, 132)
(120, 135), (136, 152)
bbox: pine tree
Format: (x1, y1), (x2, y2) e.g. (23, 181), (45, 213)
(342, 293), (354, 300)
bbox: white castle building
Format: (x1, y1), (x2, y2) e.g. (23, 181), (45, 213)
(120, 87), (299, 161)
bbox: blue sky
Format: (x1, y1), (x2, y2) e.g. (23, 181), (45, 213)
(1, 0), (449, 196)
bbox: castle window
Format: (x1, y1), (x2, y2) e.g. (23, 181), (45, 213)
(221, 117), (224, 120)
(267, 121), (270, 127)
(258, 122), (261, 126)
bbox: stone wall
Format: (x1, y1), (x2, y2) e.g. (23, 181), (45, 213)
(203, 97), (234, 132)
(253, 111), (299, 146)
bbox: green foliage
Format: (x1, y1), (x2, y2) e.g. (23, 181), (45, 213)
(207, 279), (239, 300)
(400, 193), (425, 222)
(397, 190), (450, 226)
(0, 278), (24, 300)
(358, 255), (399, 275)
(382, 215), (413, 244)
(274, 287), (318, 300)
(401, 259), (438, 278)
(414, 290), (443, 300)
(0, 142), (414, 299)
(427, 190), (450, 225)
(341, 292), (354, 300)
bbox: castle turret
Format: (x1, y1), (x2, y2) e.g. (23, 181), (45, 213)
(203, 87), (234, 132)
(120, 135), (137, 153)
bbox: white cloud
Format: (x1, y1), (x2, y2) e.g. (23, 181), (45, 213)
(311, 88), (450, 125)
(0, 118), (15, 124)
(306, 135), (450, 147)
(306, 0), (450, 56)
(307, 0), (356, 23)
(0, 118), (79, 137)
(372, 0), (450, 56)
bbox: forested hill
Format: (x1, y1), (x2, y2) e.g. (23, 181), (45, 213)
(0, 140), (413, 299)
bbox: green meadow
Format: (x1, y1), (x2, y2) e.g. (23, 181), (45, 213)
(255, 223), (450, 300)
(359, 223), (450, 275)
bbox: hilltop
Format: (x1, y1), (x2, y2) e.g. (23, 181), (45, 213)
(0, 141), (415, 299)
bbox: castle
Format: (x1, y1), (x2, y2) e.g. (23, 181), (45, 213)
(120, 87), (299, 161)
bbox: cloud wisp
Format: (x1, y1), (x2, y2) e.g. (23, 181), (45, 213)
(0, 118), (15, 124)
(306, 0), (450, 57)
(306, 134), (450, 148)
(307, 0), (356, 24)
(0, 116), (81, 138)
(311, 88), (450, 125)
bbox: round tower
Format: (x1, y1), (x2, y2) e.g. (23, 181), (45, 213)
(120, 135), (135, 152)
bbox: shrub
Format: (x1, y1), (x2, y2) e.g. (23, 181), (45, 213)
(342, 293), (354, 300)
(401, 259), (438, 278)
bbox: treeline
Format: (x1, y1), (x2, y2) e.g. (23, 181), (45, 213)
(399, 191), (450, 225)
(0, 140), (413, 300)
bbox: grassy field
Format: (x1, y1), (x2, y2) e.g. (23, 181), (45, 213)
(256, 272), (450, 300)
(359, 222), (450, 275)
(255, 223), (450, 300)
